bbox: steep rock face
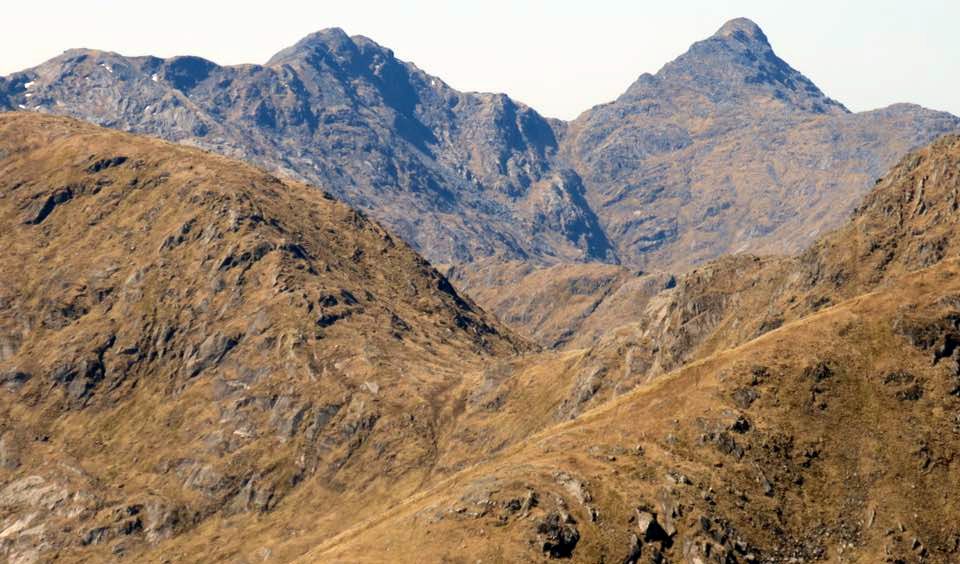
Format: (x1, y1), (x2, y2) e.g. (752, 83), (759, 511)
(0, 113), (526, 563)
(563, 19), (960, 269)
(0, 31), (614, 266)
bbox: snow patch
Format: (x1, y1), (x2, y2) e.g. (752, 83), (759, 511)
(151, 73), (159, 82)
(24, 81), (35, 89)
(24, 93), (32, 98)
(100, 63), (113, 73)
(17, 104), (26, 110)
(144, 105), (151, 112)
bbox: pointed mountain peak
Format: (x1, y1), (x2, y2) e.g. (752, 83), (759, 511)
(266, 28), (361, 66)
(620, 17), (846, 116)
(712, 17), (769, 45)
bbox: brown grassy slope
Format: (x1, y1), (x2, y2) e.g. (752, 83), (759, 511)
(456, 136), (960, 415)
(303, 257), (960, 563)
(0, 112), (526, 563)
(132, 135), (960, 561)
(447, 260), (675, 348)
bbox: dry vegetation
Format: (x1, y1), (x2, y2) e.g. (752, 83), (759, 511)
(1, 114), (959, 563)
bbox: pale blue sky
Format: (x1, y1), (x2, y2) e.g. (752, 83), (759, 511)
(2, 0), (956, 120)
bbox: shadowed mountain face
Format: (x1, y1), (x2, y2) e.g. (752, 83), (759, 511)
(1, 19), (957, 274)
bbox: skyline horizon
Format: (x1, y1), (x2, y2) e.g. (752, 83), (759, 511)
(1, 1), (957, 120)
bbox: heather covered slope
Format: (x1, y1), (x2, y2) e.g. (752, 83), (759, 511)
(306, 257), (960, 563)
(0, 113), (526, 563)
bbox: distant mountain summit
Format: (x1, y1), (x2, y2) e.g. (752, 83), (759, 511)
(2, 18), (957, 271)
(621, 17), (846, 116)
(563, 17), (959, 269)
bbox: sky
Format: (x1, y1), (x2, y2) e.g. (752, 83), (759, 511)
(1, 0), (956, 120)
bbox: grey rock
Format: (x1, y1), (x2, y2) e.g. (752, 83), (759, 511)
(635, 509), (670, 543)
(621, 533), (642, 564)
(536, 511), (580, 558)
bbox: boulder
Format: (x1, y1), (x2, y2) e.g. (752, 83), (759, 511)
(537, 511), (580, 558)
(635, 509), (670, 543)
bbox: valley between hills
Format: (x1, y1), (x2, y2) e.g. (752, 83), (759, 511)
(0, 15), (959, 564)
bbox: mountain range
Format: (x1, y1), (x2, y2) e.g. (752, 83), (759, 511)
(2, 18), (957, 275)
(3, 15), (960, 564)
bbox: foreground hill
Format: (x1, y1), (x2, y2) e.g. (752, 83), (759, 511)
(0, 113), (526, 563)
(309, 256), (960, 563)
(1, 19), (957, 273)
(289, 133), (960, 562)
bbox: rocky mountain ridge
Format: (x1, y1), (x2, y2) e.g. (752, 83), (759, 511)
(0, 28), (614, 267)
(2, 18), (958, 273)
